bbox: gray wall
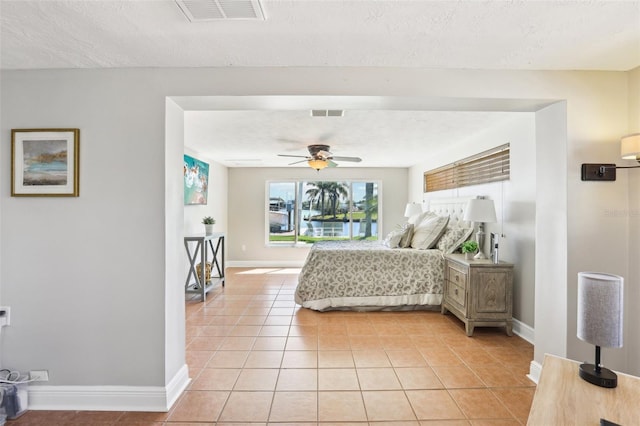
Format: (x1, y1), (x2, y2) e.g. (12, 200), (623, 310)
(0, 67), (637, 410)
(1, 69), (170, 387)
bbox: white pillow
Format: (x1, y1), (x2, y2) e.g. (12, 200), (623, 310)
(383, 223), (413, 248)
(408, 210), (437, 226)
(399, 223), (414, 248)
(383, 229), (404, 248)
(436, 226), (474, 254)
(411, 215), (449, 249)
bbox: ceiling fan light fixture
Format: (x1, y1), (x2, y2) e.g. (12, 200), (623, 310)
(308, 159), (328, 171)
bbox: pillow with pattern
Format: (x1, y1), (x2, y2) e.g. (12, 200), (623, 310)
(411, 215), (449, 249)
(383, 223), (413, 248)
(436, 226), (474, 254)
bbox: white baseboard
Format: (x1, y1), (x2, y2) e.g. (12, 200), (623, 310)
(226, 260), (305, 268)
(511, 318), (535, 344)
(527, 360), (542, 384)
(511, 319), (537, 384)
(28, 364), (191, 412)
(165, 364), (191, 409)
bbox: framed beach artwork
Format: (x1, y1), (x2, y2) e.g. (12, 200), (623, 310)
(184, 154), (209, 205)
(11, 128), (80, 197)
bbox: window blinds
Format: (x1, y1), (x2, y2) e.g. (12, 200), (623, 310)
(424, 144), (510, 192)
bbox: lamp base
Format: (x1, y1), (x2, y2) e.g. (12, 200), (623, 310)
(474, 251), (488, 260)
(579, 363), (617, 388)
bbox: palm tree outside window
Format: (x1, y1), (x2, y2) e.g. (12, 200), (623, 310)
(267, 180), (379, 245)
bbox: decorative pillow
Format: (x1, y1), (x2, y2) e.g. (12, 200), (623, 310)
(398, 223), (414, 248)
(408, 210), (437, 226)
(382, 230), (403, 248)
(436, 226), (474, 254)
(383, 223), (413, 248)
(411, 215), (449, 249)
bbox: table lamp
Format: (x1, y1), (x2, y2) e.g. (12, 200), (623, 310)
(462, 198), (496, 259)
(404, 202), (422, 219)
(577, 272), (624, 388)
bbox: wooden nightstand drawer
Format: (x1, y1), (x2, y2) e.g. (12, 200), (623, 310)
(446, 281), (466, 308)
(447, 265), (468, 288)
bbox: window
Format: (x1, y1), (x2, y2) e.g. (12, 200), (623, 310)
(267, 180), (379, 245)
(424, 144), (510, 192)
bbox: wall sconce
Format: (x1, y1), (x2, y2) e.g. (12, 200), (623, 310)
(581, 133), (640, 181)
(621, 132), (640, 161)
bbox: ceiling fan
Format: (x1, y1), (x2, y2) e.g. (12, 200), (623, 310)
(278, 144), (362, 171)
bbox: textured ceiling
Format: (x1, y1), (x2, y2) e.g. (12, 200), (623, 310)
(2, 0), (639, 70)
(2, 1), (639, 168)
(184, 107), (527, 168)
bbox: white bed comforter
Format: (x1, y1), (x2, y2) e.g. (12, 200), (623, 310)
(294, 240), (444, 311)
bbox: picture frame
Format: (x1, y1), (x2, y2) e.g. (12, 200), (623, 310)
(11, 128), (80, 197)
(183, 154), (209, 205)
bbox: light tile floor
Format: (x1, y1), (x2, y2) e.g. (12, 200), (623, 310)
(10, 267), (536, 425)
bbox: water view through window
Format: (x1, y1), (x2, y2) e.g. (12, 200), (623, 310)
(268, 181), (379, 245)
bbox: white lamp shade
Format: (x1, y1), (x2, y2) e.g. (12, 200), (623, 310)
(621, 133), (640, 160)
(463, 198), (497, 223)
(577, 272), (624, 348)
(404, 202), (423, 218)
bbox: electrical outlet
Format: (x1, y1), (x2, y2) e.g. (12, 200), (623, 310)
(0, 306), (10, 327)
(29, 370), (49, 382)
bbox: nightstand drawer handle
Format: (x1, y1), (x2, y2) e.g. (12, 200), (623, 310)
(455, 275), (459, 282)
(454, 288), (458, 296)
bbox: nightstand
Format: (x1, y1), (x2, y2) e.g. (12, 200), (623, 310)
(441, 253), (514, 336)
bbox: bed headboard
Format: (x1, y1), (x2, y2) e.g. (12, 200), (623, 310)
(427, 197), (478, 228)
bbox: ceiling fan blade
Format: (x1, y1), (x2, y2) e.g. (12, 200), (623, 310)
(280, 145), (361, 167)
(330, 156), (362, 162)
(278, 154), (310, 159)
(288, 159), (309, 165)
(277, 138), (304, 145)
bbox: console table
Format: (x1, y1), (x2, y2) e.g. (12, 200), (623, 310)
(527, 354), (640, 425)
(184, 233), (225, 301)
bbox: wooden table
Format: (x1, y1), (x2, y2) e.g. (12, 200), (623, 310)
(527, 354), (640, 425)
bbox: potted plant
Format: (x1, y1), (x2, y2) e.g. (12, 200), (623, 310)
(202, 216), (216, 235)
(461, 240), (478, 260)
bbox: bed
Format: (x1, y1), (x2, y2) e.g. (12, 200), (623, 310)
(295, 197), (476, 311)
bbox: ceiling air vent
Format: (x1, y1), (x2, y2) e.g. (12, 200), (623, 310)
(176, 0), (265, 21)
(311, 110), (344, 117)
